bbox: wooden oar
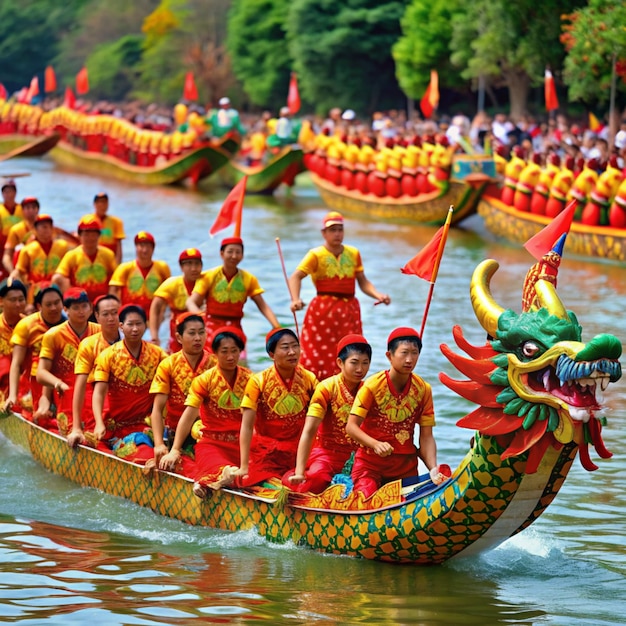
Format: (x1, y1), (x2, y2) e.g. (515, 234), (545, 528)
(0, 172), (31, 179)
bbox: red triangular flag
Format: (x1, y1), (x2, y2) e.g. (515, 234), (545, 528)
(524, 200), (576, 261)
(209, 176), (248, 236)
(64, 86), (76, 109)
(76, 67), (89, 95)
(420, 70), (439, 119)
(401, 225), (445, 281)
(183, 71), (198, 101)
(0, 83), (7, 100)
(16, 87), (28, 103)
(44, 66), (57, 93)
(25, 76), (39, 103)
(544, 69), (559, 112)
(287, 72), (301, 115)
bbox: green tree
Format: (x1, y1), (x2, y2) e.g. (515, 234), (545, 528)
(287, 0), (410, 116)
(227, 0), (292, 112)
(562, 0), (626, 106)
(0, 0), (88, 93)
(449, 0), (585, 117)
(393, 0), (463, 100)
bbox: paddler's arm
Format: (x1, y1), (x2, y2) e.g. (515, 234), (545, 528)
(33, 386), (53, 424)
(250, 294), (280, 328)
(149, 297), (167, 345)
(159, 405), (199, 471)
(288, 415), (321, 484)
(36, 357), (69, 394)
(67, 373), (88, 448)
(108, 285), (121, 299)
(4, 344), (27, 412)
(356, 270), (390, 305)
(346, 412), (393, 457)
(92, 381), (109, 440)
(2, 247), (15, 274)
(288, 269), (306, 311)
(233, 407), (256, 478)
(186, 291), (204, 313)
(149, 393), (168, 463)
(52, 273), (70, 293)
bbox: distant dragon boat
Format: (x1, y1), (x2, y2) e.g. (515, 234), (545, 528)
(1, 253), (621, 564)
(0, 133), (60, 160)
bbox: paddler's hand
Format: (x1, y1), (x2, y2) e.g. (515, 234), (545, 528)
(372, 441), (394, 457)
(67, 429), (85, 448)
(430, 464), (452, 485)
(153, 444), (169, 466)
(55, 380), (70, 396)
(374, 294), (391, 306)
(93, 422), (107, 441)
(290, 299), (305, 312)
(3, 396), (16, 413)
(288, 472), (306, 485)
(159, 449), (181, 471)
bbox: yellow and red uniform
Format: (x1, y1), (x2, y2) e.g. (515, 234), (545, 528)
(5, 220), (33, 250)
(153, 274), (202, 352)
(350, 370), (435, 498)
(94, 340), (166, 462)
(186, 365), (252, 486)
(109, 260), (171, 317)
(191, 266), (264, 340)
(10, 312), (63, 412)
(82, 213), (125, 255)
(39, 321), (100, 425)
(16, 239), (70, 302)
(74, 331), (120, 430)
(290, 373), (360, 493)
(0, 203), (23, 239)
(54, 245), (117, 303)
(149, 349), (214, 431)
(296, 245), (363, 380)
(0, 313), (26, 403)
(240, 364), (318, 486)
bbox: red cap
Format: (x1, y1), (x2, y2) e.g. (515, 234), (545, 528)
(220, 237), (243, 248)
(179, 248), (203, 263)
(175, 311), (204, 327)
(336, 333), (369, 357)
(387, 326), (421, 346)
(78, 216), (102, 232)
(322, 211), (343, 229)
(21, 196), (39, 207)
(211, 325), (246, 346)
(34, 213), (53, 225)
(63, 287), (90, 306)
(134, 231), (155, 245)
(265, 327), (298, 353)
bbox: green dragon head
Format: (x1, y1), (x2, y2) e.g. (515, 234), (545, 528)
(440, 259), (622, 473)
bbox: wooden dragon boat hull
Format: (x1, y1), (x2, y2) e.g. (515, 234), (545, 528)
(0, 133), (61, 159)
(218, 147), (305, 194)
(0, 410), (577, 565)
(48, 140), (233, 187)
(478, 195), (626, 263)
(309, 155), (495, 226)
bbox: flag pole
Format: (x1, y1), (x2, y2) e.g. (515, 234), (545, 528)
(419, 206), (454, 338)
(233, 176), (247, 238)
(275, 237), (300, 337)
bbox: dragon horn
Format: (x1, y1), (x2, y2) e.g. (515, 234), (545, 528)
(534, 279), (568, 319)
(470, 260), (505, 337)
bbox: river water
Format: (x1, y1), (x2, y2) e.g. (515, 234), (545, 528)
(0, 158), (624, 625)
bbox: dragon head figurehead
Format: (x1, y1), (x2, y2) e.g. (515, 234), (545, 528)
(440, 254), (622, 473)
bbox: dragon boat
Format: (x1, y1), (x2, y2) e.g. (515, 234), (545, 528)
(0, 253), (621, 564)
(478, 194), (626, 263)
(218, 146), (305, 194)
(308, 155), (495, 226)
(0, 133), (60, 160)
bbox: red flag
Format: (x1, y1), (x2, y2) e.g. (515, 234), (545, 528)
(76, 67), (89, 95)
(524, 200), (576, 261)
(0, 83), (6, 100)
(16, 87), (28, 103)
(287, 72), (301, 115)
(183, 71), (198, 101)
(209, 176), (247, 237)
(25, 76), (39, 103)
(401, 226), (446, 281)
(64, 86), (76, 109)
(420, 70), (439, 119)
(44, 66), (57, 93)
(544, 69), (559, 112)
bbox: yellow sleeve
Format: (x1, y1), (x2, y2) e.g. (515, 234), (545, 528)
(149, 358), (172, 394)
(240, 373), (262, 411)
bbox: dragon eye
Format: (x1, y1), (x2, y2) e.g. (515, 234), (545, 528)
(522, 341), (540, 358)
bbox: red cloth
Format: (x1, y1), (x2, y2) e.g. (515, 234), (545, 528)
(286, 447), (350, 493)
(352, 451), (417, 499)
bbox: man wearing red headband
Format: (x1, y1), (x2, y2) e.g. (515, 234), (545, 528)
(347, 327), (444, 498)
(148, 312), (213, 472)
(288, 334), (372, 493)
(36, 288), (99, 433)
(289, 211), (390, 380)
(149, 247), (205, 352)
(186, 237), (280, 345)
(109, 231), (171, 318)
(83, 192), (125, 263)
